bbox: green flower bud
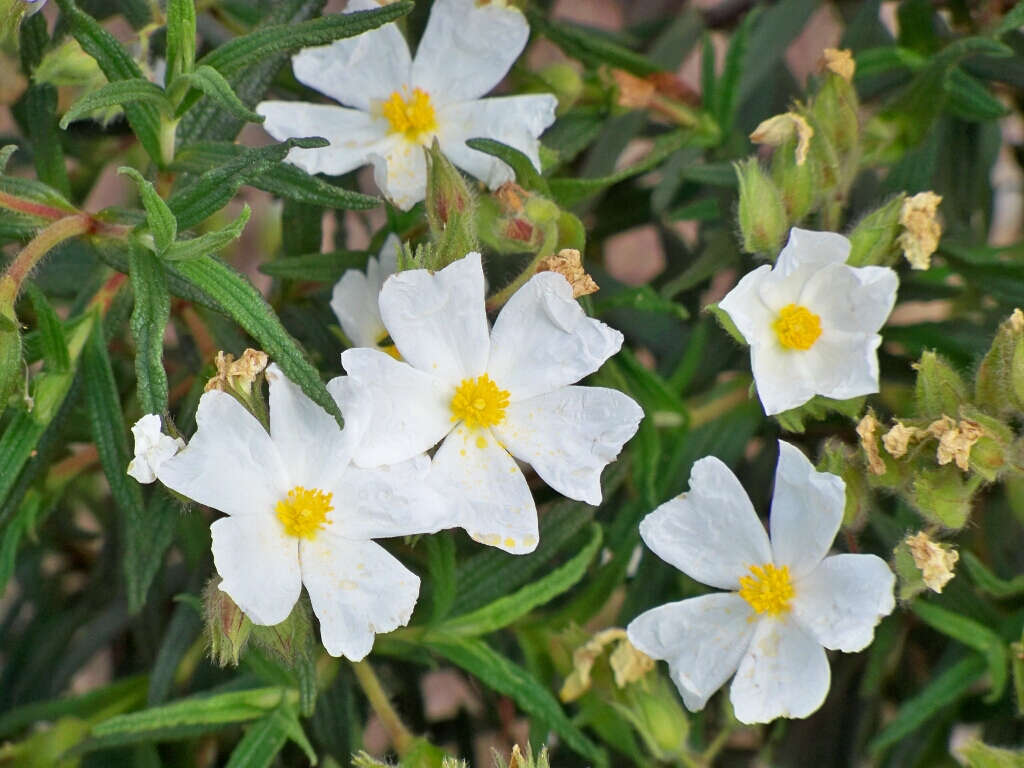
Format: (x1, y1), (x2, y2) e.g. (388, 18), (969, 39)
(425, 140), (478, 268)
(811, 50), (859, 158)
(914, 351), (968, 418)
(846, 195), (905, 267)
(821, 438), (871, 528)
(891, 538), (928, 601)
(203, 578), (252, 667)
(734, 158), (787, 255)
(397, 738), (449, 768)
(250, 596), (314, 669)
(622, 678), (690, 763)
(770, 137), (815, 223)
(0, 276), (22, 417)
(536, 63), (581, 111)
(911, 464), (982, 530)
(976, 309), (1024, 415)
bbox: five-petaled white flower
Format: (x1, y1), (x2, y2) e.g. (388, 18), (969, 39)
(718, 228), (898, 416)
(156, 364), (450, 659)
(342, 252), (643, 554)
(331, 233), (400, 353)
(627, 441), (895, 724)
(127, 414), (185, 484)
(256, 0), (558, 211)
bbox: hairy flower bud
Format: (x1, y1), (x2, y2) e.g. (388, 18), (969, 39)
(735, 158), (787, 254)
(976, 309), (1024, 415)
(425, 140), (478, 267)
(847, 195), (905, 267)
(203, 579), (252, 667)
(914, 351), (968, 418)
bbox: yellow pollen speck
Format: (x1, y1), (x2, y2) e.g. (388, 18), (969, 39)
(476, 436), (488, 449)
(738, 563), (794, 616)
(381, 87), (437, 142)
(451, 374), (510, 429)
(504, 538), (515, 549)
(275, 485), (333, 540)
(773, 303), (822, 350)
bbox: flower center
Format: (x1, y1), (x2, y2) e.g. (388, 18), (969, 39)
(275, 486), (333, 540)
(738, 563), (794, 616)
(450, 374), (510, 429)
(773, 303), (822, 350)
(381, 87), (438, 142)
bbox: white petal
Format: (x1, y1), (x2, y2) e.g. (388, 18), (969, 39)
(437, 95), (557, 188)
(774, 228), (851, 277)
(331, 265), (387, 349)
(157, 391), (288, 518)
(266, 364), (349, 490)
(792, 554), (895, 653)
(798, 331), (883, 401)
(290, 0), (411, 111)
(487, 272), (623, 401)
(340, 348), (452, 467)
(128, 414), (184, 484)
(257, 102), (390, 176)
(327, 375), (372, 457)
(211, 515), (301, 626)
(369, 139), (427, 211)
(376, 233), (401, 277)
(410, 0), (530, 104)
(493, 386), (643, 504)
(638, 457), (771, 590)
(327, 454), (456, 540)
(301, 535), (420, 660)
(717, 265), (774, 345)
(627, 593), (755, 712)
(729, 616), (830, 723)
(378, 252), (490, 384)
(433, 426), (538, 554)
(749, 340), (818, 416)
(800, 263), (898, 334)
(769, 441), (845, 579)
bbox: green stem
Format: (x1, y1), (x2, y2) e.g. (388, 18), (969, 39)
(1, 215), (93, 305)
(484, 222), (558, 311)
(351, 660), (415, 756)
(685, 377), (752, 429)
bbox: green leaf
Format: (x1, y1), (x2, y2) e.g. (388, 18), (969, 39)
(465, 138), (550, 194)
(60, 79), (171, 129)
(712, 6), (760, 132)
(25, 282), (70, 373)
(854, 46), (926, 80)
(148, 600), (202, 705)
(425, 635), (606, 767)
(52, 0), (164, 163)
(548, 130), (689, 206)
(0, 491), (41, 594)
(173, 66), (265, 123)
(424, 534), (457, 623)
(165, 0), (197, 83)
(0, 174), (78, 216)
(911, 600), (1008, 702)
(198, 2), (413, 76)
(592, 284), (690, 321)
(129, 248), (171, 414)
(171, 256), (341, 420)
(945, 67), (1010, 121)
(961, 551), (1024, 598)
(994, 2), (1024, 37)
(958, 740), (1024, 768)
(258, 251), (371, 283)
(24, 84), (72, 198)
(225, 701), (316, 768)
(118, 167), (177, 254)
(164, 205), (251, 261)
(527, 10), (659, 75)
(126, 488), (179, 617)
(0, 676), (148, 740)
(173, 141), (379, 210)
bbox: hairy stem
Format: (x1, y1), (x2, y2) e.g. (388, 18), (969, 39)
(351, 660), (415, 755)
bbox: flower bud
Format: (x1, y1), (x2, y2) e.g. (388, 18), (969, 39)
(0, 277), (22, 417)
(623, 678), (690, 762)
(537, 63), (582, 110)
(811, 49), (859, 158)
(914, 351), (968, 418)
(975, 309), (1024, 415)
(770, 137), (815, 223)
(250, 596), (314, 668)
(821, 438), (873, 526)
(911, 464), (982, 530)
(846, 195), (905, 267)
(734, 158), (787, 255)
(203, 578), (252, 667)
(425, 140), (477, 268)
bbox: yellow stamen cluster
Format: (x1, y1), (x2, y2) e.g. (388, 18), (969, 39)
(381, 87), (438, 142)
(738, 563), (794, 616)
(450, 373), (510, 429)
(275, 486), (333, 540)
(773, 303), (822, 350)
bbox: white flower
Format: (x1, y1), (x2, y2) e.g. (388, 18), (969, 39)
(342, 253), (643, 554)
(256, 0), (557, 210)
(331, 233), (400, 352)
(627, 441), (895, 724)
(127, 414), (185, 484)
(155, 364), (451, 660)
(718, 228), (898, 416)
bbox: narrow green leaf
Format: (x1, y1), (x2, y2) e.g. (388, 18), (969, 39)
(129, 248), (171, 414)
(962, 551), (1024, 598)
(198, 2), (413, 75)
(25, 282), (70, 373)
(224, 705), (290, 768)
(434, 524), (602, 637)
(164, 205), (250, 262)
(527, 10), (659, 75)
(712, 6), (760, 132)
(700, 33), (716, 111)
(994, 2), (1024, 36)
(0, 174), (77, 216)
(148, 600), (202, 705)
(465, 138), (550, 194)
(258, 251), (371, 282)
(165, 0), (197, 83)
(945, 67), (1010, 121)
(174, 66), (264, 123)
(854, 46), (926, 80)
(24, 84), (71, 198)
(0, 491), (41, 594)
(127, 488), (179, 617)
(172, 256), (341, 420)
(592, 284), (690, 321)
(60, 79), (171, 130)
(426, 635), (606, 766)
(0, 408), (53, 511)
(119, 167), (177, 253)
(0, 676), (148, 740)
(424, 534), (457, 623)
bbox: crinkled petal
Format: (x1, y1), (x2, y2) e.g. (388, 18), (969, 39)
(327, 454), (455, 540)
(211, 515), (300, 626)
(749, 339), (819, 416)
(801, 263), (898, 334)
(627, 593), (755, 712)
(717, 265), (774, 345)
(301, 535), (420, 660)
(792, 553), (895, 652)
(369, 139), (427, 211)
(774, 228), (851, 277)
(327, 375), (372, 460)
(493, 386), (643, 504)
(730, 616), (830, 724)
(257, 102), (389, 176)
(769, 441), (845, 579)
(290, 0), (411, 111)
(798, 330), (882, 402)
(410, 0), (530, 104)
(487, 272), (622, 401)
(434, 426), (538, 554)
(437, 95), (557, 188)
(638, 457), (771, 590)
(332, 265), (388, 349)
(157, 390), (288, 517)
(378, 252), (490, 384)
(340, 348), (453, 467)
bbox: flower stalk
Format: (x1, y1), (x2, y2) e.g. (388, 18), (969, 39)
(351, 659), (415, 756)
